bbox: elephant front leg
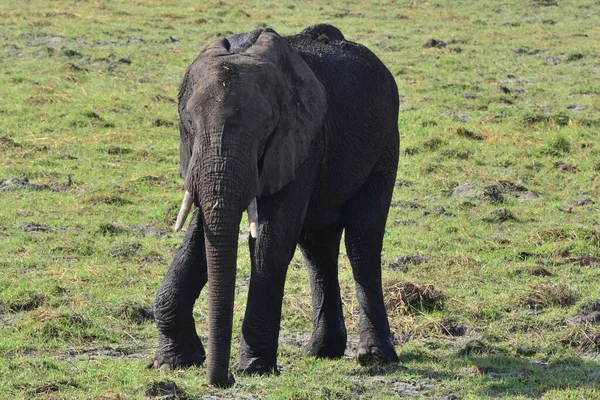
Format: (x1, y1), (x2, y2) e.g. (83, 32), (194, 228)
(153, 209), (207, 370)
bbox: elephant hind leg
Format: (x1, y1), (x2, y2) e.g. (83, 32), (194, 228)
(343, 151), (399, 365)
(153, 209), (207, 370)
(298, 223), (347, 359)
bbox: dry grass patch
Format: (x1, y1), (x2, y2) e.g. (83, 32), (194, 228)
(384, 281), (444, 314)
(519, 283), (578, 310)
(561, 326), (600, 352)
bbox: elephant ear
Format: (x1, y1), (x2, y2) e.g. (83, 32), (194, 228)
(246, 29), (327, 196)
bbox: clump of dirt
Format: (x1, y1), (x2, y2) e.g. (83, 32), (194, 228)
(481, 186), (504, 204)
(423, 206), (454, 217)
(448, 183), (483, 198)
(98, 223), (128, 236)
(422, 38), (447, 48)
(384, 281), (444, 313)
(0, 293), (46, 312)
(529, 267), (554, 277)
(519, 283), (578, 310)
(455, 127), (485, 140)
(554, 162), (577, 172)
(565, 255), (600, 267)
(152, 119), (174, 127)
(144, 380), (187, 399)
(484, 208), (517, 223)
(572, 199), (595, 207)
(567, 301), (600, 326)
(387, 255), (432, 272)
(0, 136), (22, 149)
(117, 302), (154, 324)
(106, 146), (133, 155)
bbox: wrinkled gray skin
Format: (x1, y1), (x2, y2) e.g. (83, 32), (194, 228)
(153, 24), (400, 387)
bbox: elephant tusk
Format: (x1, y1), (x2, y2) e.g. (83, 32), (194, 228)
(247, 198), (258, 238)
(174, 190), (193, 232)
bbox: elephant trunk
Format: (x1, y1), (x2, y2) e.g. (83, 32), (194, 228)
(195, 150), (257, 387)
(203, 202), (240, 387)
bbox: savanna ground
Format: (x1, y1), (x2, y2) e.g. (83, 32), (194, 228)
(1, 0), (599, 398)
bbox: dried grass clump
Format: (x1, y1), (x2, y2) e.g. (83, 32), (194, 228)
(561, 326), (600, 352)
(384, 281), (444, 313)
(519, 282), (578, 310)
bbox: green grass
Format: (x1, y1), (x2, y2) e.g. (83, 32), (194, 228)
(1, 0), (599, 398)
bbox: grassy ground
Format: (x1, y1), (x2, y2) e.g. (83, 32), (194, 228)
(1, 0), (599, 398)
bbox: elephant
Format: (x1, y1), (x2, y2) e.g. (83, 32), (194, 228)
(152, 24), (400, 387)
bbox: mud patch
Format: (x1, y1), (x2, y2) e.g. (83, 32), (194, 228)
(384, 282), (444, 313)
(0, 176), (67, 192)
(378, 378), (435, 397)
(144, 380), (187, 399)
(567, 301), (600, 326)
(55, 346), (152, 361)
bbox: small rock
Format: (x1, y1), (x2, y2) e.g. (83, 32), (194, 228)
(567, 104), (586, 111)
(448, 183), (483, 198)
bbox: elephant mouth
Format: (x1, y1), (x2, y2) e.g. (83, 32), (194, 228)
(174, 190), (258, 238)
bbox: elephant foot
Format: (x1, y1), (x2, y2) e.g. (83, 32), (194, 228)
(237, 356), (279, 376)
(356, 334), (398, 365)
(151, 332), (206, 370)
(303, 327), (347, 359)
(210, 371), (236, 388)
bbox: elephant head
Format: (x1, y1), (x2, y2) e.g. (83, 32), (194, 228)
(174, 28), (327, 386)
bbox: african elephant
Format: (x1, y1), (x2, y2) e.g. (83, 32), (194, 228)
(152, 24), (400, 387)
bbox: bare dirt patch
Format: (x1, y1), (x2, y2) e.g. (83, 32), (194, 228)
(144, 380), (187, 399)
